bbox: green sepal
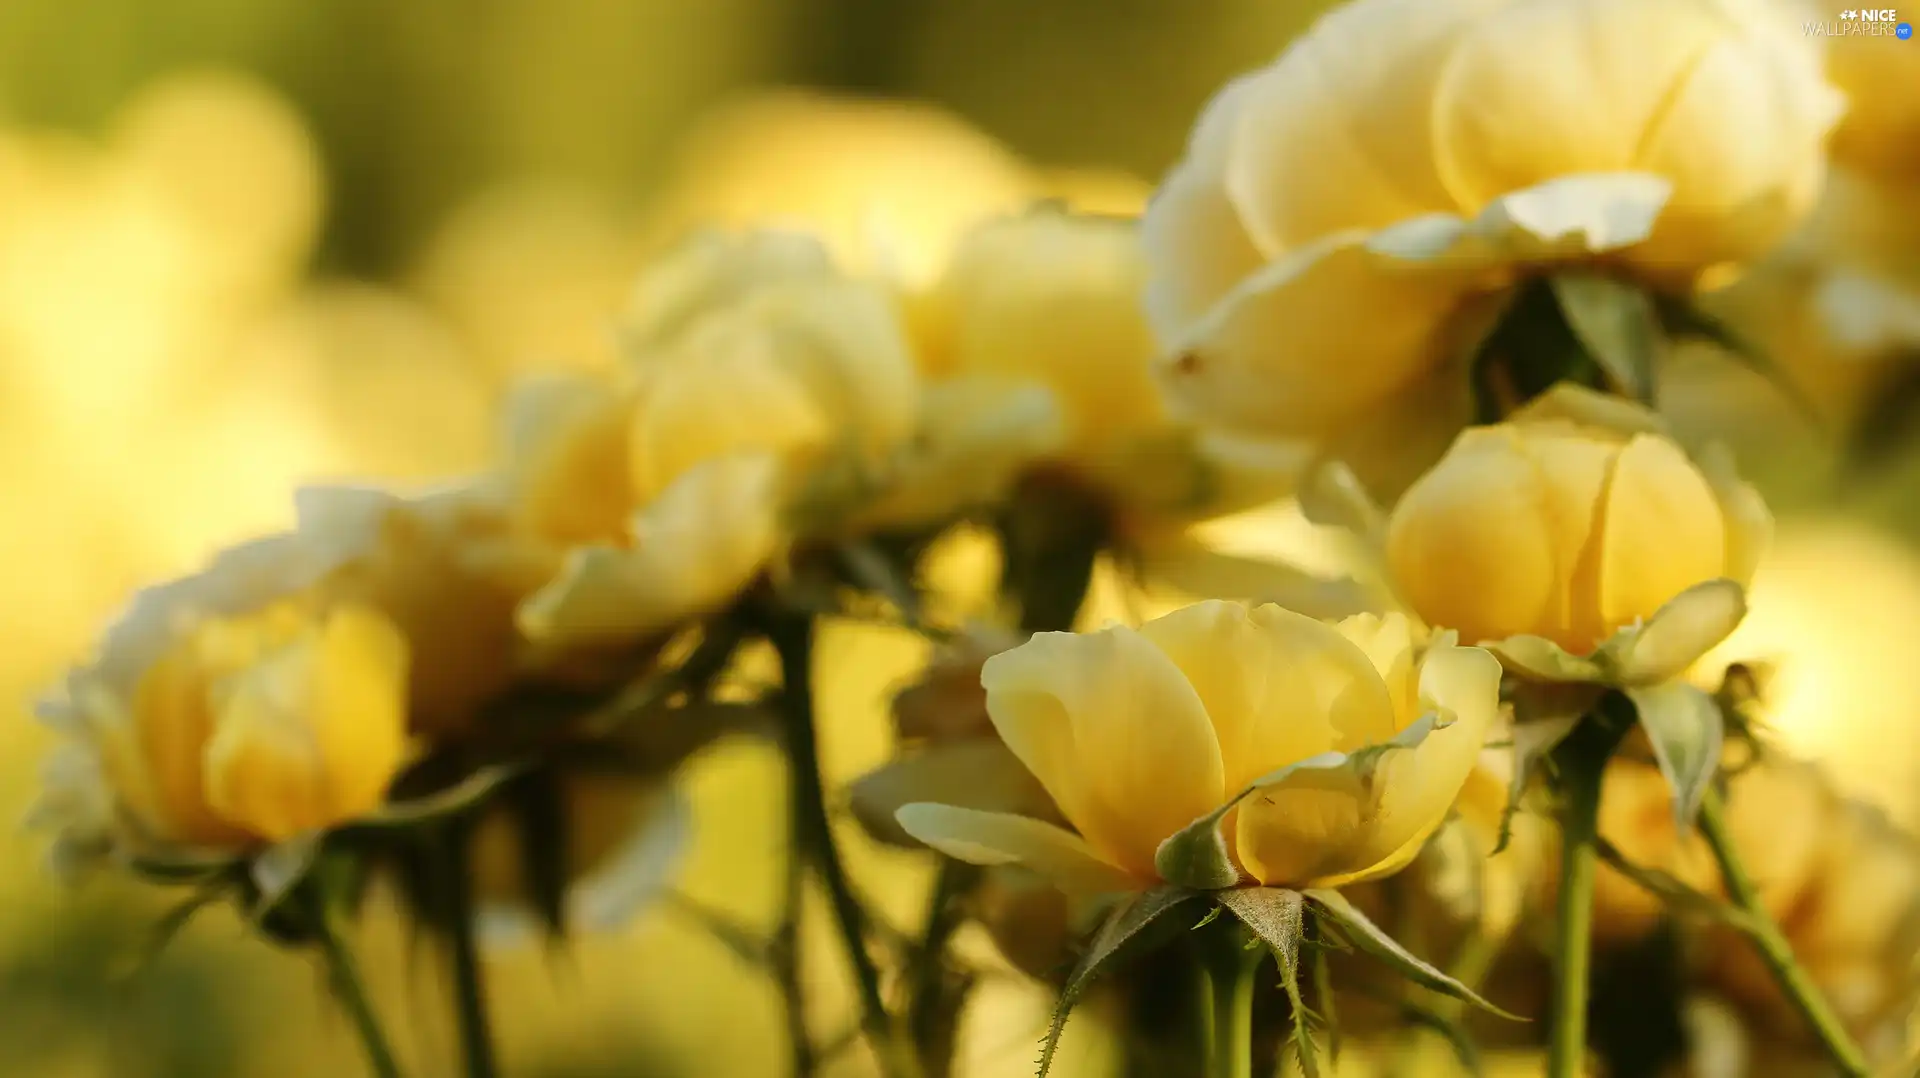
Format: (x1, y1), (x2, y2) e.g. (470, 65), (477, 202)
(1303, 889), (1519, 1019)
(1497, 687), (1597, 854)
(1155, 717), (1442, 891)
(1551, 272), (1664, 404)
(1624, 681), (1724, 830)
(1602, 579), (1747, 687)
(1218, 888), (1324, 1076)
(1035, 885), (1198, 1078)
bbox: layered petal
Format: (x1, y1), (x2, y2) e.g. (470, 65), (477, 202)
(895, 803), (1136, 894)
(981, 623), (1225, 876)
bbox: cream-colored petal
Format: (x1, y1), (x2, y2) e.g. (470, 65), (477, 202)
(1233, 764), (1370, 887)
(498, 375), (636, 544)
(1367, 174), (1672, 270)
(1430, 0), (1724, 210)
(1632, 19), (1843, 273)
(518, 455), (784, 647)
(1597, 435), (1728, 634)
(1222, 0), (1512, 253)
(627, 334), (832, 504)
(1141, 74), (1268, 342)
(848, 740), (1056, 848)
(1312, 642), (1503, 887)
(1331, 611), (1418, 723)
(741, 277), (922, 455)
(1159, 232), (1476, 439)
(894, 803), (1136, 894)
(1387, 429), (1561, 647)
(1136, 601), (1386, 791)
(981, 625), (1225, 877)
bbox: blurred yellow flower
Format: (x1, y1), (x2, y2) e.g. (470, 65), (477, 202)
(896, 601), (1500, 893)
(1144, 0), (1841, 449)
(1577, 755), (1920, 1060)
(36, 541), (410, 866)
(502, 229), (921, 647)
(1825, 32), (1920, 180)
(643, 89), (1149, 286)
(1387, 387), (1770, 655)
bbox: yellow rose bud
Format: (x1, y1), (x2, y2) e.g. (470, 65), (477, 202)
(1145, 0), (1841, 442)
(1386, 390), (1770, 654)
(896, 601), (1501, 893)
(40, 581), (409, 862)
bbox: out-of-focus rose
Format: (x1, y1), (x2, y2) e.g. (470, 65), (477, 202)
(1826, 32), (1920, 181)
(1387, 386), (1770, 656)
(1572, 754), (1920, 1063)
(1144, 0), (1841, 452)
(29, 478), (558, 876)
(896, 602), (1500, 893)
(499, 229), (922, 648)
(1574, 756), (1826, 945)
(1700, 793), (1920, 1060)
(34, 536), (411, 869)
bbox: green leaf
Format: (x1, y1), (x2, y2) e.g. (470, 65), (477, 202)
(1550, 272), (1665, 404)
(1036, 885), (1197, 1078)
(1218, 887), (1305, 971)
(1303, 890), (1520, 1019)
(1624, 682), (1724, 829)
(1155, 718), (1441, 891)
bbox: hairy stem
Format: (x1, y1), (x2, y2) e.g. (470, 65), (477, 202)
(1697, 788), (1871, 1077)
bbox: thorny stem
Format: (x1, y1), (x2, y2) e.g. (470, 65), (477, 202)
(316, 906), (406, 1078)
(767, 612), (918, 1078)
(778, 815), (815, 1077)
(1698, 788), (1871, 1077)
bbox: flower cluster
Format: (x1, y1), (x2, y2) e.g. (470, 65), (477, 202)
(29, 0), (1920, 1076)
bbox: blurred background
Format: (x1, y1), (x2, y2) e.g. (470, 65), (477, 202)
(2, 1), (1916, 1076)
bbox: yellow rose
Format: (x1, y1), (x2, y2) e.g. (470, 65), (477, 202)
(499, 230), (922, 647)
(896, 601), (1500, 892)
(1386, 387), (1771, 655)
(868, 210), (1305, 557)
(1144, 0), (1842, 443)
(36, 545), (410, 866)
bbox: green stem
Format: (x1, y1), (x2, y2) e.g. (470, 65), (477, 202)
(767, 612), (916, 1078)
(316, 907), (405, 1078)
(443, 822), (500, 1078)
(1203, 941), (1261, 1078)
(1547, 713), (1623, 1078)
(1697, 788), (1871, 1077)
